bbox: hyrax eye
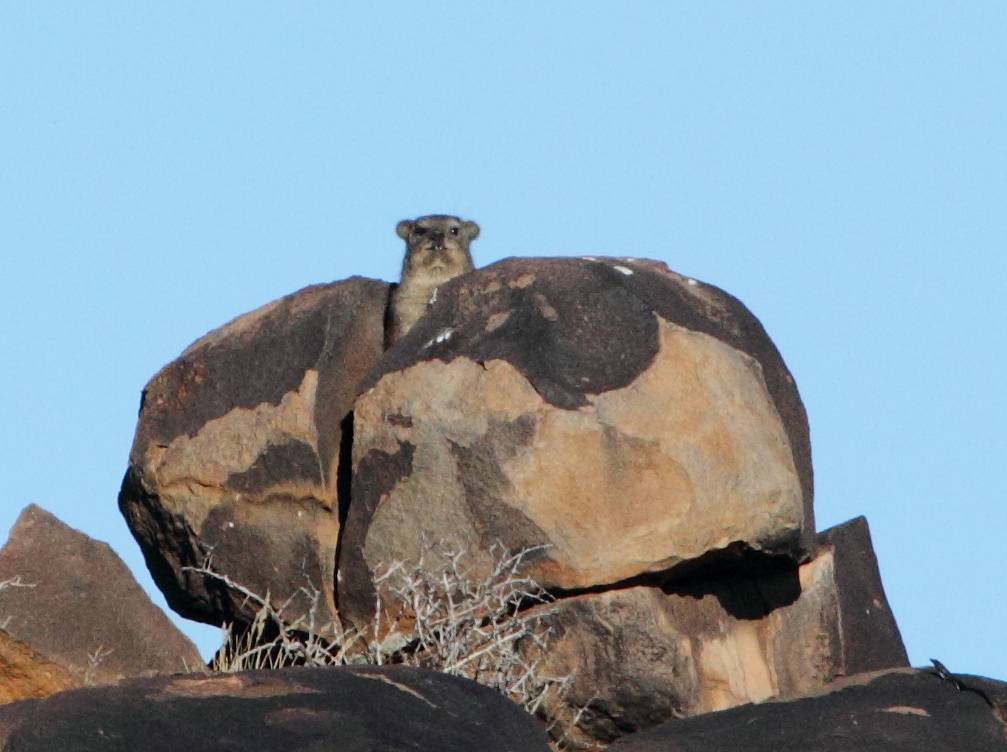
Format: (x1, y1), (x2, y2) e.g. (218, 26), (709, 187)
(413, 227), (427, 236)
(449, 227), (459, 235)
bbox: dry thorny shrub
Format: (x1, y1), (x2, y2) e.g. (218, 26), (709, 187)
(185, 542), (583, 746)
(180, 566), (361, 672)
(371, 542), (573, 719)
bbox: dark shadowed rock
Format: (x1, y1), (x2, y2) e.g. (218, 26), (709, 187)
(609, 668), (1007, 751)
(529, 516), (908, 746)
(341, 257), (814, 628)
(119, 278), (388, 631)
(0, 665), (552, 751)
(0, 505), (200, 688)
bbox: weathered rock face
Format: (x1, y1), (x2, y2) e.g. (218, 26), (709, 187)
(610, 668), (1007, 751)
(0, 505), (201, 689)
(530, 516), (908, 745)
(340, 257), (814, 627)
(119, 278), (388, 630)
(0, 666), (553, 752)
(0, 631), (79, 704)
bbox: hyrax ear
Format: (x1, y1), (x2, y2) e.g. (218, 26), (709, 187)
(462, 221), (480, 241)
(396, 220), (414, 240)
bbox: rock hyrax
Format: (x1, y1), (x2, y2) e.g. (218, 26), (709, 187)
(388, 214), (479, 345)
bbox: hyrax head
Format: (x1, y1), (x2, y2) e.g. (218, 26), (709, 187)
(395, 214), (479, 279)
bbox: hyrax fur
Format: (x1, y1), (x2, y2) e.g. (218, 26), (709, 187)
(388, 214), (479, 345)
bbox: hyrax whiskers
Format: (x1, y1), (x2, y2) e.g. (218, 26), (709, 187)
(388, 214), (479, 346)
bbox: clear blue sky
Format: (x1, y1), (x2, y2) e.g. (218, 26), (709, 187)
(2, 4), (1004, 679)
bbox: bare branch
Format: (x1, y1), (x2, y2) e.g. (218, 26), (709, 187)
(191, 542), (584, 748)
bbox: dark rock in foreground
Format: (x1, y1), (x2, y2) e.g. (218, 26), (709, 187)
(0, 665), (552, 751)
(610, 668), (1007, 751)
(0, 504), (200, 689)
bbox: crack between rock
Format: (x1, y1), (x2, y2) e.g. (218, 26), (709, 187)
(521, 542), (802, 621)
(332, 410), (354, 616)
(381, 282), (398, 350)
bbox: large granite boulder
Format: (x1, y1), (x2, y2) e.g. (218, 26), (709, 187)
(119, 278), (388, 631)
(0, 505), (200, 691)
(339, 257), (814, 627)
(529, 516), (908, 746)
(0, 666), (552, 751)
(610, 668), (1007, 751)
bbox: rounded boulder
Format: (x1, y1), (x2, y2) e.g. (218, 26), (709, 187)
(339, 257), (813, 626)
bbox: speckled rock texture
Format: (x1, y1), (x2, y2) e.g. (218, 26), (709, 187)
(528, 516), (908, 746)
(0, 505), (200, 691)
(609, 668), (1007, 751)
(119, 278), (388, 631)
(339, 257), (814, 628)
(0, 666), (552, 752)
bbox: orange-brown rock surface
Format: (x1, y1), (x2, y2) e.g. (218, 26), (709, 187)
(119, 278), (388, 630)
(0, 505), (200, 690)
(0, 631), (79, 704)
(339, 257), (814, 627)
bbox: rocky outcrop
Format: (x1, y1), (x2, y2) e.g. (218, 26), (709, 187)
(113, 257), (933, 748)
(0, 666), (552, 751)
(0, 505), (200, 691)
(529, 516), (907, 745)
(610, 668), (1007, 751)
(119, 278), (388, 631)
(340, 257), (814, 627)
